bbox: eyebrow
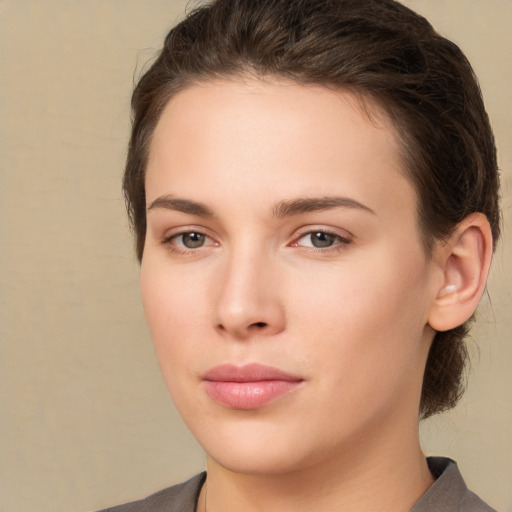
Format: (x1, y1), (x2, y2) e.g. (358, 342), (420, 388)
(147, 196), (214, 217)
(272, 196), (376, 217)
(147, 194), (375, 218)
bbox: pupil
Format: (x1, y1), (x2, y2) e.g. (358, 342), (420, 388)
(183, 232), (205, 248)
(311, 232), (334, 248)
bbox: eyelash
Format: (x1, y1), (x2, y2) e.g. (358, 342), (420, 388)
(161, 228), (352, 255)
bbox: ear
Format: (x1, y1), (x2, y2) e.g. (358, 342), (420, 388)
(428, 213), (493, 332)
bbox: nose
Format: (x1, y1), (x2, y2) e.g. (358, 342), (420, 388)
(213, 247), (286, 340)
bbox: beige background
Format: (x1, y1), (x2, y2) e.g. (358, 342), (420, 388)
(0, 1), (510, 511)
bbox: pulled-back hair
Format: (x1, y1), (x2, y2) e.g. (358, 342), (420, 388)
(124, 0), (500, 418)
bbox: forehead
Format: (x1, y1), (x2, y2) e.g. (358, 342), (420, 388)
(150, 77), (398, 152)
(146, 78), (415, 222)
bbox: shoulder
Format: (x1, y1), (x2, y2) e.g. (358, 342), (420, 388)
(95, 472), (206, 512)
(412, 457), (496, 512)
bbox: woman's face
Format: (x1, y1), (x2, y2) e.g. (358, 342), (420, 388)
(141, 79), (441, 475)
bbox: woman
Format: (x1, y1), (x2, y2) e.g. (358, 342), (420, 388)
(100, 0), (500, 510)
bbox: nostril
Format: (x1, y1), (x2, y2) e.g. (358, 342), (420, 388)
(252, 322), (268, 328)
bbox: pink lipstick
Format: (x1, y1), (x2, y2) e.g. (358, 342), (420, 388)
(203, 363), (303, 409)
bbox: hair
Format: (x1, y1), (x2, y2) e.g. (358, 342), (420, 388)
(124, 0), (500, 419)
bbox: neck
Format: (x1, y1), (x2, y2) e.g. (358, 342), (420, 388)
(198, 420), (433, 512)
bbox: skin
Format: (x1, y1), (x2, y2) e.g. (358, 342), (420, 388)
(140, 78), (466, 511)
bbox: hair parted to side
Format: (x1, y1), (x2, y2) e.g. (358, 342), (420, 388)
(124, 0), (500, 419)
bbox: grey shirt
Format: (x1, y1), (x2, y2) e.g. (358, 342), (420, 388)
(97, 457), (496, 512)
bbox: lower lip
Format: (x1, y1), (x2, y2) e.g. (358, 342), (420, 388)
(204, 380), (302, 409)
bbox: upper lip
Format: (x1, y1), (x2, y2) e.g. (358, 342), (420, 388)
(203, 363), (303, 383)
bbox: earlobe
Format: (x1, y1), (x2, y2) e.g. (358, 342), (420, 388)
(428, 213), (493, 332)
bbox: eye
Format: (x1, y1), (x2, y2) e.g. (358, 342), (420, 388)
(177, 232), (207, 249)
(293, 230), (351, 250)
(302, 232), (337, 248)
(163, 230), (217, 252)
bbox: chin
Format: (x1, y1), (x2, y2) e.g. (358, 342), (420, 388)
(193, 415), (343, 477)
(208, 445), (311, 476)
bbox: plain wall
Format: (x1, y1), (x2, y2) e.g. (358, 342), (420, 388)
(0, 1), (510, 511)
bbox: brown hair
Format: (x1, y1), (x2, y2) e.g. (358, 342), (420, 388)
(124, 0), (500, 418)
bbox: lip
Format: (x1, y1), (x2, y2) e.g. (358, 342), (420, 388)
(203, 363), (304, 409)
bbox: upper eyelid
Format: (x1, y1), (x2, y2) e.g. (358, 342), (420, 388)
(293, 233), (351, 246)
(167, 231), (212, 242)
(293, 225), (353, 240)
(161, 226), (217, 241)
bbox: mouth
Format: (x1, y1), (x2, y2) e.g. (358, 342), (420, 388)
(202, 363), (304, 409)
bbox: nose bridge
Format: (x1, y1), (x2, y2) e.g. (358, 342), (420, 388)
(214, 239), (284, 339)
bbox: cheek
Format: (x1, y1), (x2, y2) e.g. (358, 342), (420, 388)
(140, 261), (217, 429)
(290, 252), (431, 380)
(141, 253), (207, 331)
(140, 258), (204, 377)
